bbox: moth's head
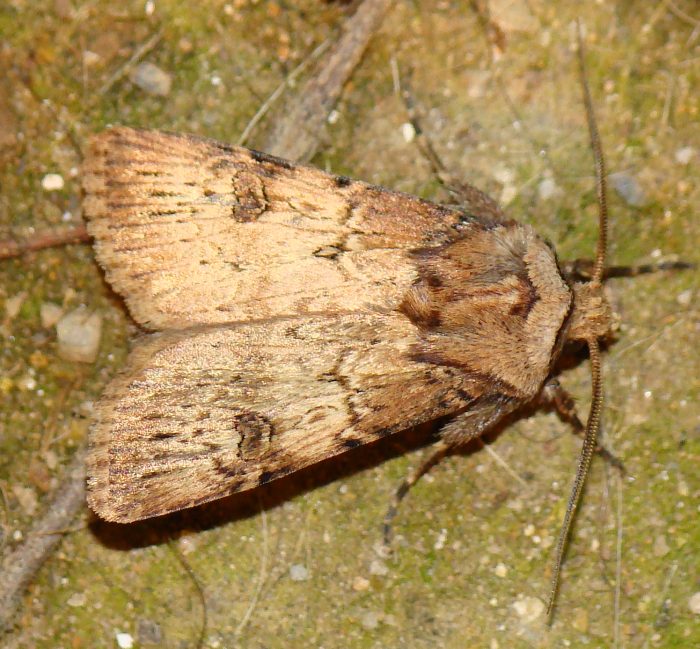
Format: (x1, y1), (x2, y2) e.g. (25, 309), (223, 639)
(566, 280), (613, 343)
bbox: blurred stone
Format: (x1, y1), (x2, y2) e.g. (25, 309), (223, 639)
(538, 177), (562, 200)
(4, 291), (27, 321)
(689, 592), (700, 615)
(610, 172), (647, 207)
(41, 173), (65, 191)
(137, 618), (163, 645)
(40, 302), (64, 328)
(12, 484), (38, 516)
(56, 306), (102, 363)
(130, 62), (172, 96)
(675, 146), (696, 165)
(653, 534), (670, 557)
(289, 564), (309, 581)
(512, 595), (544, 623)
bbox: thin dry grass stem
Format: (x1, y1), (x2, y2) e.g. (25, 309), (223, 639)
(97, 30), (163, 96)
(479, 441), (528, 489)
(168, 541), (208, 649)
(613, 470), (624, 649)
(237, 38), (332, 147)
(235, 505), (269, 638)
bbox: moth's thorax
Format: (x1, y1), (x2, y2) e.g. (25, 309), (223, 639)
(566, 281), (613, 342)
(400, 223), (572, 398)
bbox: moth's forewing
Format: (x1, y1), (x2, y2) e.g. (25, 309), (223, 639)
(83, 128), (572, 522)
(84, 128), (471, 330)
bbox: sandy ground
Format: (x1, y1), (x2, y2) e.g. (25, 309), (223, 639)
(1, 1), (698, 647)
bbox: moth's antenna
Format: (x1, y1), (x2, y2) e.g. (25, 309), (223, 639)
(546, 20), (609, 619)
(576, 20), (608, 284)
(546, 338), (603, 617)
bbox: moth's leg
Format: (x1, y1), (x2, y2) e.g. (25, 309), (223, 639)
(540, 379), (625, 472)
(562, 258), (694, 283)
(398, 83), (505, 223)
(383, 439), (452, 546)
(383, 399), (513, 546)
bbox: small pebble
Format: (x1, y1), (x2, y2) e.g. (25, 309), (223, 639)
(289, 564), (309, 581)
(572, 607), (589, 632)
(4, 292), (27, 320)
(676, 289), (693, 307)
(434, 528), (447, 550)
(493, 166), (515, 184)
(41, 173), (65, 191)
(360, 611), (380, 630)
(494, 562), (508, 578)
(610, 172), (647, 207)
(369, 559), (388, 576)
(688, 592), (700, 615)
(327, 110), (340, 125)
(675, 146), (696, 165)
(40, 302), (64, 329)
(67, 592), (87, 607)
(653, 534), (670, 557)
(352, 576), (370, 592)
(512, 596), (545, 623)
(82, 50), (101, 67)
(401, 122), (416, 143)
(56, 307), (102, 363)
(137, 618), (162, 644)
(538, 177), (561, 200)
(17, 374), (37, 391)
(130, 62), (172, 96)
(12, 485), (38, 516)
(115, 632), (134, 649)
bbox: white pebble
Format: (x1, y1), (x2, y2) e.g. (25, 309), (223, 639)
(40, 302), (64, 329)
(41, 173), (65, 191)
(610, 171), (647, 207)
(493, 166), (515, 184)
(434, 528), (447, 550)
(675, 146), (696, 165)
(494, 563), (508, 578)
(289, 564), (309, 581)
(352, 576), (370, 591)
(676, 289), (693, 307)
(67, 592), (87, 607)
(369, 559), (388, 576)
(12, 485), (38, 515)
(512, 595), (545, 623)
(689, 592), (700, 614)
(115, 632), (134, 649)
(538, 177), (561, 200)
(4, 292), (27, 320)
(360, 611), (380, 630)
(401, 122), (416, 143)
(130, 62), (172, 96)
(56, 307), (102, 363)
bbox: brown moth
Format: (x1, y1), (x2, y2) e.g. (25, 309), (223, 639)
(84, 124), (607, 516)
(83, 74), (612, 612)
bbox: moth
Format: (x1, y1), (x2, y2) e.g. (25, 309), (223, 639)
(83, 60), (615, 612)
